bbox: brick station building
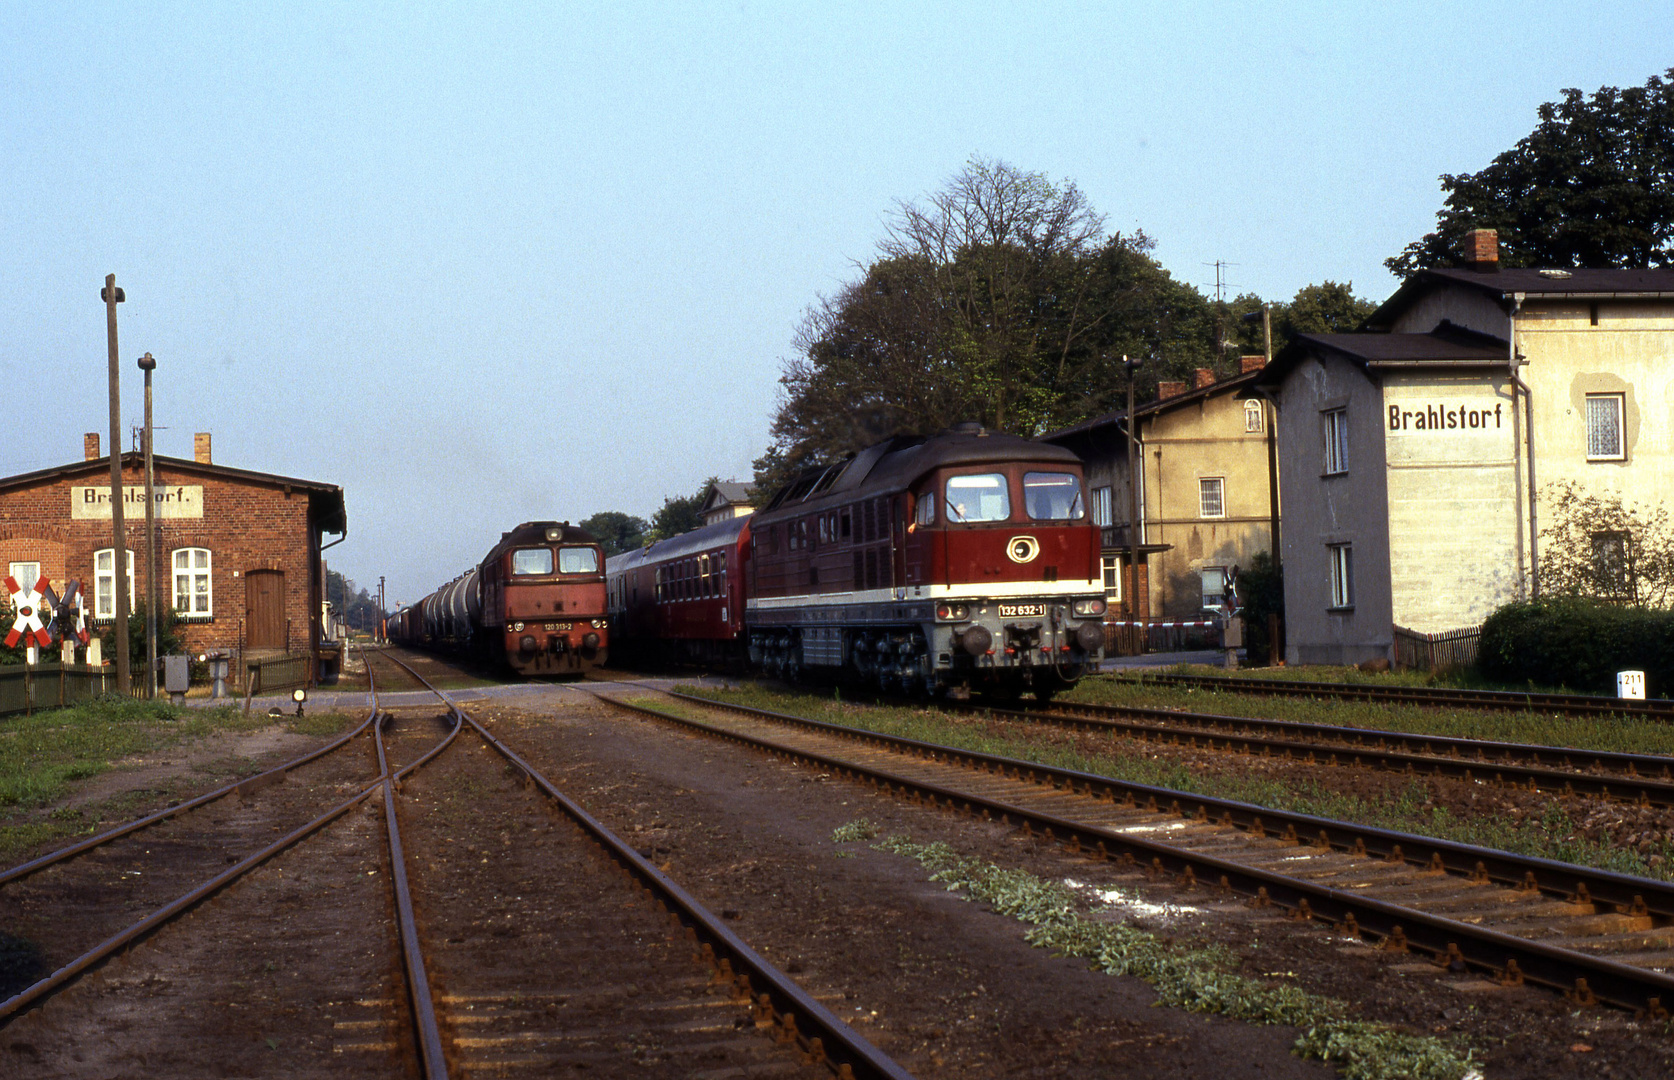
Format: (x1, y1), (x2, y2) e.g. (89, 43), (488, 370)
(0, 432), (347, 682)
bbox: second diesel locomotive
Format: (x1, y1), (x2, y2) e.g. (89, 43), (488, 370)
(391, 521), (609, 675)
(608, 424), (1105, 698)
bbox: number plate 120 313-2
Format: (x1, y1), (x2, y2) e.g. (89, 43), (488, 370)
(998, 603), (1045, 618)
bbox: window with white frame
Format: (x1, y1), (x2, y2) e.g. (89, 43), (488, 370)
(1585, 393), (1625, 460)
(1200, 566), (1226, 609)
(8, 562), (41, 590)
(1322, 408), (1348, 475)
(1198, 477), (1225, 519)
(1328, 543), (1354, 609)
(1244, 399), (1264, 433)
(94, 549), (135, 619)
(1101, 554), (1123, 604)
(172, 548), (212, 616)
(1092, 485), (1113, 528)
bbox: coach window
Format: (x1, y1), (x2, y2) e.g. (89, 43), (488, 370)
(839, 510), (851, 540)
(1023, 472), (1085, 520)
(946, 473), (1010, 523)
(94, 548), (135, 620)
(172, 548), (213, 616)
(716, 551), (727, 591)
(558, 547), (599, 574)
(512, 548), (554, 575)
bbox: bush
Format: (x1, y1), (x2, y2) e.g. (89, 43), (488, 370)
(1478, 598), (1674, 696)
(1236, 550), (1283, 665)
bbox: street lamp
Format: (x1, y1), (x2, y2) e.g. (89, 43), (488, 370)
(138, 352), (158, 698)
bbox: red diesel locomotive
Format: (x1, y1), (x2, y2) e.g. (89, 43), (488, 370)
(392, 521), (609, 675)
(607, 424), (1105, 698)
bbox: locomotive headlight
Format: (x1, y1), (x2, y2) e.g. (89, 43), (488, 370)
(935, 602), (970, 622)
(1072, 598), (1106, 618)
(596, 619), (608, 629)
(512, 621), (525, 631)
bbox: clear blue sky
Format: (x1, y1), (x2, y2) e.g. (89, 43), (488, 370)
(3, 2), (1669, 604)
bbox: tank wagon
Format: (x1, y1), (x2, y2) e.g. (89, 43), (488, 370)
(395, 521), (608, 675)
(608, 424), (1105, 699)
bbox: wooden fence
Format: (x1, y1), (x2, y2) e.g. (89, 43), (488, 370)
(244, 653), (312, 699)
(0, 663), (114, 718)
(1393, 624), (1482, 673)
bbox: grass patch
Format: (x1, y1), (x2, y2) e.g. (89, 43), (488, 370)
(0, 697), (360, 811)
(683, 683), (1674, 882)
(839, 824), (1474, 1080)
(1071, 674), (1674, 758)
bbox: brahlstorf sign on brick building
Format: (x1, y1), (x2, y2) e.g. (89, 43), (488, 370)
(70, 485), (204, 520)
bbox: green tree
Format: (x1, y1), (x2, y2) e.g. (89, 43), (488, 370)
(761, 158), (1250, 492)
(579, 511), (650, 556)
(98, 602), (183, 670)
(1388, 68), (1674, 277)
(326, 570), (385, 635)
(1275, 282), (1377, 342)
(649, 478), (715, 541)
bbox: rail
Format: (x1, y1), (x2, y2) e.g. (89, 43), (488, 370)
(1109, 670), (1674, 718)
(591, 684), (1674, 1015)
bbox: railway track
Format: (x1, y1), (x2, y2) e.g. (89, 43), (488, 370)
(943, 696), (1674, 807)
(371, 649), (914, 1079)
(1110, 670), (1674, 720)
(591, 683), (1674, 1017)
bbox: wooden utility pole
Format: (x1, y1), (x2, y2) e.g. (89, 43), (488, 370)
(102, 275), (131, 695)
(1124, 355), (1145, 655)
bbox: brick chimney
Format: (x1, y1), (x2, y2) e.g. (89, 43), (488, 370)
(1193, 368), (1216, 389)
(84, 432), (100, 461)
(194, 432), (212, 464)
(1157, 380), (1187, 401)
(1463, 228), (1499, 270)
(1240, 354), (1267, 374)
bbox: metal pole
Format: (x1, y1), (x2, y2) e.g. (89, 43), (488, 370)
(103, 275), (131, 696)
(140, 352), (158, 698)
(1124, 356), (1145, 656)
(379, 577), (385, 643)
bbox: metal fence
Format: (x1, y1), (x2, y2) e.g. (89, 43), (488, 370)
(1393, 624), (1482, 673)
(0, 663), (114, 717)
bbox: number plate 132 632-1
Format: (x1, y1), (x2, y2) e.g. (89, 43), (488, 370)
(998, 603), (1045, 618)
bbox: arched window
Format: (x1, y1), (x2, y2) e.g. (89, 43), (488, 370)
(94, 549), (135, 620)
(172, 548), (213, 616)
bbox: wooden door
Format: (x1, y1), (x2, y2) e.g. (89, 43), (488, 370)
(246, 570), (286, 649)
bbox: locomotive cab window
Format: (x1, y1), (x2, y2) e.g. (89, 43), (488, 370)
(512, 548), (554, 575)
(558, 547), (599, 574)
(945, 473), (1010, 523)
(914, 489), (935, 526)
(1023, 472), (1085, 520)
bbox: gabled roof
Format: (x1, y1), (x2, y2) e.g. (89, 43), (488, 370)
(1257, 322), (1509, 387)
(0, 452), (347, 536)
(1366, 267), (1674, 330)
(1040, 367), (1265, 447)
(701, 480), (756, 511)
